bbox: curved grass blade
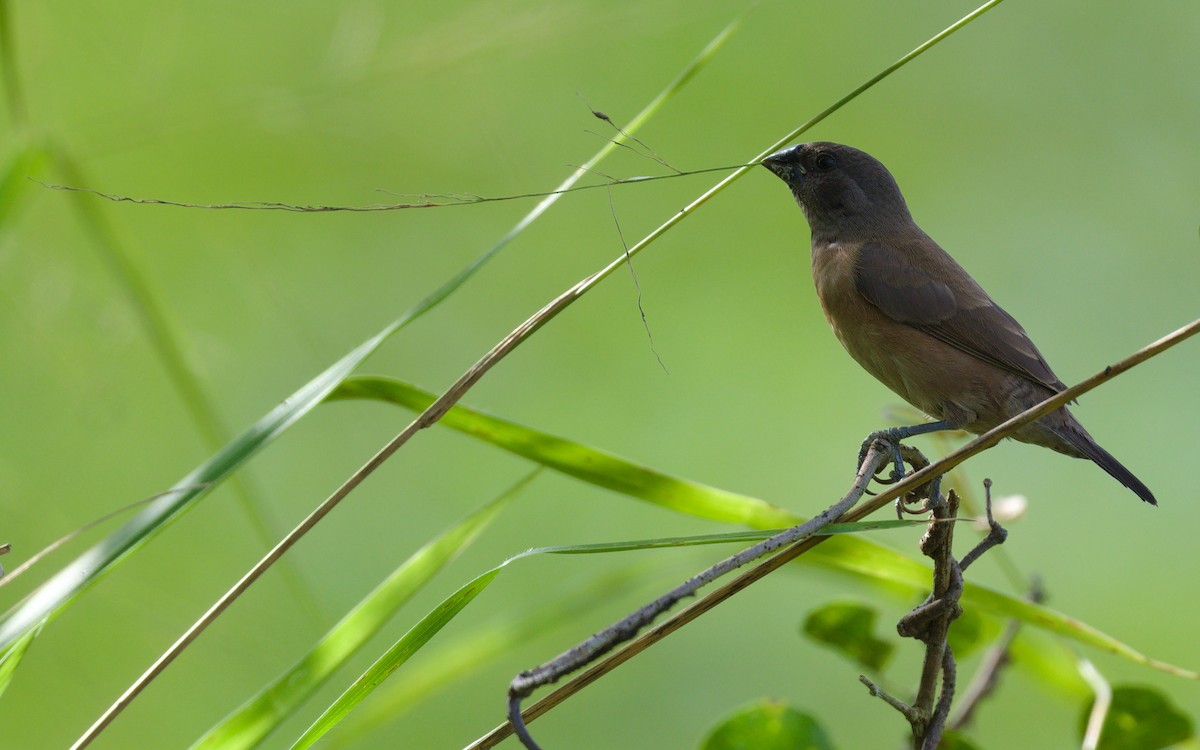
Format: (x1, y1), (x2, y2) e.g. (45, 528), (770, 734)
(330, 376), (800, 528)
(0, 13), (736, 658)
(189, 471), (535, 750)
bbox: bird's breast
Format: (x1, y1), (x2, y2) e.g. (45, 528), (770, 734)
(810, 240), (868, 343)
(810, 239), (971, 422)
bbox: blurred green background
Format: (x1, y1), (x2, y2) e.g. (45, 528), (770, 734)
(2, 1), (1197, 747)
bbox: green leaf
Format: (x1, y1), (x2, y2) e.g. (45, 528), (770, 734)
(1082, 685), (1194, 750)
(289, 568), (502, 749)
(0, 627), (36, 700)
(937, 728), (983, 750)
(802, 600), (894, 672)
(945, 606), (998, 661)
(189, 472), (532, 750)
(700, 699), (836, 750)
(330, 376), (800, 529)
(1008, 628), (1090, 699)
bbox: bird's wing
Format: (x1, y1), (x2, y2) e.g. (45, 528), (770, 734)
(855, 242), (1067, 392)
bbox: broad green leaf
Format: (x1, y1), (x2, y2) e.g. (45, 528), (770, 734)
(189, 472), (533, 750)
(802, 600), (894, 672)
(1082, 685), (1194, 750)
(700, 699), (836, 750)
(334, 376), (1200, 680)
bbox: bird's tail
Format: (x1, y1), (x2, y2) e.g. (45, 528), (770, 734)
(1056, 426), (1157, 506)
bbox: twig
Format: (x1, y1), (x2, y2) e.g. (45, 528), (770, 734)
(865, 480), (1009, 749)
(951, 575), (1043, 729)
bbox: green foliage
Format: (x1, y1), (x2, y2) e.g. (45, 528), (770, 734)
(1081, 685), (1194, 750)
(937, 729), (983, 750)
(701, 700), (836, 750)
(802, 600), (895, 672)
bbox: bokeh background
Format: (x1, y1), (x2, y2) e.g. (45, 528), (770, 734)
(2, 1), (1197, 747)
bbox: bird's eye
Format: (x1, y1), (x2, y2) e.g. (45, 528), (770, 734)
(815, 153), (837, 171)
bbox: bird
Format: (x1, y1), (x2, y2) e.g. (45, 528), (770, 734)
(762, 142), (1155, 505)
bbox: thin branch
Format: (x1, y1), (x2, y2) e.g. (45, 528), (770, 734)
(859, 675), (922, 724)
(868, 481), (1007, 749)
(950, 576), (1043, 729)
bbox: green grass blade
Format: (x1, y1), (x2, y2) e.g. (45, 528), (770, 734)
(190, 472), (534, 750)
(330, 376), (800, 528)
(0, 627), (36, 699)
(289, 569), (503, 750)
(526, 521), (928, 555)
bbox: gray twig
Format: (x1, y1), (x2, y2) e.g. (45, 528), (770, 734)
(862, 479), (1009, 749)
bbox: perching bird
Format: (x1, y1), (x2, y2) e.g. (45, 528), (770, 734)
(762, 142), (1155, 505)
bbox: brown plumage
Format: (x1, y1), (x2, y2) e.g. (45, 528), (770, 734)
(763, 142), (1155, 505)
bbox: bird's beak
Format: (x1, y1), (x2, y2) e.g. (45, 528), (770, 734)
(762, 145), (804, 181)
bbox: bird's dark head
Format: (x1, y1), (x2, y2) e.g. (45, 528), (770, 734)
(762, 142), (914, 240)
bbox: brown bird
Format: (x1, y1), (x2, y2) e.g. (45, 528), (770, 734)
(763, 142), (1155, 505)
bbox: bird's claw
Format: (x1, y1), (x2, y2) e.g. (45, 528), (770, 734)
(858, 428), (909, 484)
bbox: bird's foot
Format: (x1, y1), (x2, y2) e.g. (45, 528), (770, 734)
(858, 428), (909, 483)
